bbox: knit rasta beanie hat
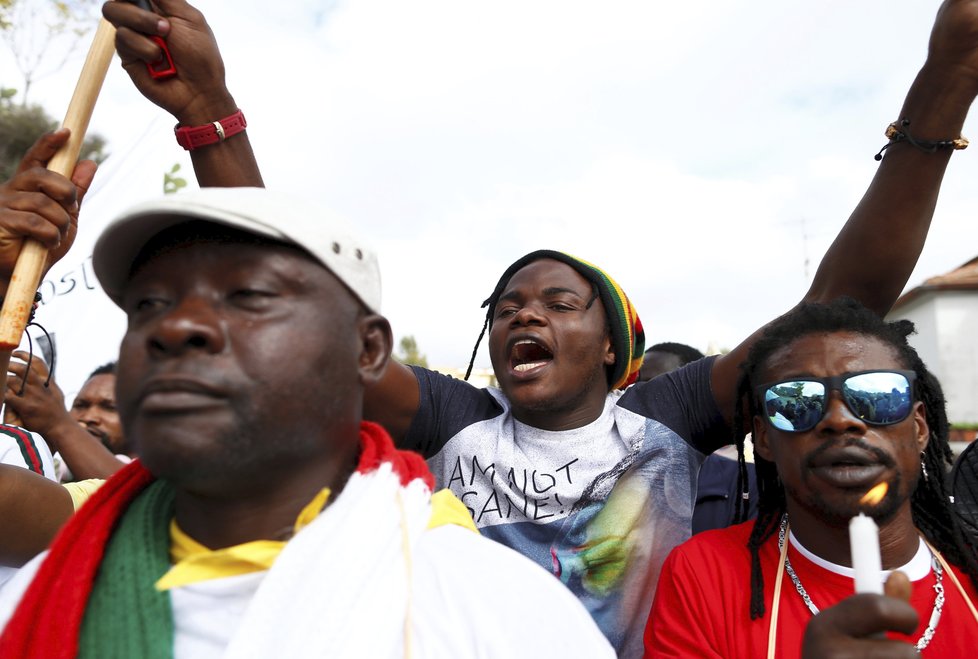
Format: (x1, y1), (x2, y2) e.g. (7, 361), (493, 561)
(465, 250), (645, 390)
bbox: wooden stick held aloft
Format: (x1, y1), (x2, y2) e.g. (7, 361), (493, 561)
(0, 19), (117, 405)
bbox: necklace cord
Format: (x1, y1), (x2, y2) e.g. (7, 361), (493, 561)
(767, 522), (789, 659)
(924, 539), (978, 626)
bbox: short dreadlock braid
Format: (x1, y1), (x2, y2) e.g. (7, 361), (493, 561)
(729, 297), (978, 619)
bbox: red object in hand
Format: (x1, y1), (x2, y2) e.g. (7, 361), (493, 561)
(147, 35), (177, 79)
(124, 0), (177, 79)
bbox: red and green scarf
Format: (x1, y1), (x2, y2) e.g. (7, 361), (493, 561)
(0, 421), (433, 658)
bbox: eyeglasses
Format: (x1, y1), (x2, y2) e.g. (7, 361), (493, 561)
(755, 370), (917, 433)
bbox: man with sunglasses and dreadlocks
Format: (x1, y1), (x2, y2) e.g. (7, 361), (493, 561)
(98, 0), (978, 655)
(644, 298), (978, 657)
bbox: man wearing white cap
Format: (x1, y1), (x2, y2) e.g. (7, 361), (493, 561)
(0, 176), (613, 657)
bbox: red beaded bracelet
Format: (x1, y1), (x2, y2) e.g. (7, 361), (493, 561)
(174, 109), (247, 151)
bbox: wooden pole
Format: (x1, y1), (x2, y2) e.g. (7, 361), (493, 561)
(0, 19), (117, 414)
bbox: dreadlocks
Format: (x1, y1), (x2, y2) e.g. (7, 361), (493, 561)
(730, 296), (978, 619)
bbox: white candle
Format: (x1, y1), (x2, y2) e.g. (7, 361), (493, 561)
(848, 512), (883, 594)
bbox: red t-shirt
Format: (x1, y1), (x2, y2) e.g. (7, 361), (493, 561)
(644, 521), (978, 658)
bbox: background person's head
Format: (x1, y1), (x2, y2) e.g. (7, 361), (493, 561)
(69, 361), (127, 455)
(92, 189), (393, 498)
(637, 342), (705, 382)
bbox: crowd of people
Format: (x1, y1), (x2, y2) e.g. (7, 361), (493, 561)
(0, 0), (976, 656)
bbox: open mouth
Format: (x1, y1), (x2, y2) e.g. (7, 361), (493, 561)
(510, 339), (554, 373)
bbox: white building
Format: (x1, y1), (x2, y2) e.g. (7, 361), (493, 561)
(886, 257), (978, 434)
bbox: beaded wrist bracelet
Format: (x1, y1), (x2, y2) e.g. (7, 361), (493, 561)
(874, 118), (969, 161)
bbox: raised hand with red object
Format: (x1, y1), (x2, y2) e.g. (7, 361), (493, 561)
(101, 0), (263, 187)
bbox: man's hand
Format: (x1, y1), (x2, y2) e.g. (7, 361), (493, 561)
(101, 0), (263, 187)
(928, 0), (978, 94)
(0, 130), (97, 290)
(4, 351), (71, 442)
(102, 0), (237, 125)
(802, 573), (920, 659)
(5, 351), (124, 479)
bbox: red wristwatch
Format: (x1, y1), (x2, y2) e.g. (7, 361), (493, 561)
(174, 109), (247, 151)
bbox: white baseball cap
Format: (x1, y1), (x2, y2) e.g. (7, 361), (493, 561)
(92, 187), (381, 312)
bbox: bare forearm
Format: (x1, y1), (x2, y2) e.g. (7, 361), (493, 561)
(807, 48), (978, 314)
(189, 134), (263, 188)
(102, 1), (263, 188)
(714, 3), (978, 423)
(0, 465), (72, 566)
(178, 95), (264, 188)
(363, 360), (421, 445)
(45, 419), (124, 480)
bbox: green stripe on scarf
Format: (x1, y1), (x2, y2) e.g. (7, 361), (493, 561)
(79, 479), (176, 659)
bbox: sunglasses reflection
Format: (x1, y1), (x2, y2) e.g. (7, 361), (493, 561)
(760, 371), (914, 432)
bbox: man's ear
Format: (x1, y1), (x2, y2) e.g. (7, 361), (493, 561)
(912, 401), (929, 454)
(753, 415), (774, 462)
(604, 335), (615, 367)
(358, 314), (393, 386)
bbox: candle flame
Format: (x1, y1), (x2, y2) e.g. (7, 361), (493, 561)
(860, 482), (888, 506)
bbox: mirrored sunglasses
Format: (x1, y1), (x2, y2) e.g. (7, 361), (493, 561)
(755, 370), (917, 433)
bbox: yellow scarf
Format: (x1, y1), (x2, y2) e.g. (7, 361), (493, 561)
(157, 488), (475, 590)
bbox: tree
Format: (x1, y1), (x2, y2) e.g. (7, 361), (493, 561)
(0, 1), (14, 30)
(0, 0), (101, 104)
(0, 86), (107, 181)
(396, 336), (428, 368)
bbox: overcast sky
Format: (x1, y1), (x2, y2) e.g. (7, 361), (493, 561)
(5, 0), (978, 378)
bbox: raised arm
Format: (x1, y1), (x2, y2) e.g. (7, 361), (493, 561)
(0, 465), (72, 567)
(362, 360), (421, 444)
(712, 0), (978, 422)
(100, 0), (424, 440)
(101, 0), (263, 187)
(4, 353), (123, 480)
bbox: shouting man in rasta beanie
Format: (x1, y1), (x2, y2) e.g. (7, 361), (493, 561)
(644, 298), (978, 658)
(98, 0), (978, 654)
